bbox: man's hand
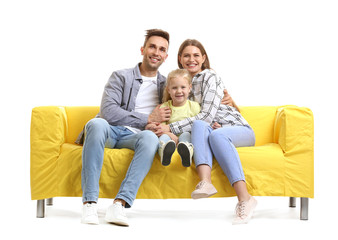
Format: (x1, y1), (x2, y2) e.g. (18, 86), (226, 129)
(221, 89), (240, 112)
(221, 89), (234, 106)
(148, 104), (171, 123)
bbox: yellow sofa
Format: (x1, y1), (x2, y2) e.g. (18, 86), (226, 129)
(30, 105), (314, 220)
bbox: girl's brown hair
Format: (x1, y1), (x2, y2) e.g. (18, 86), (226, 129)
(177, 39), (210, 70)
(162, 69), (192, 103)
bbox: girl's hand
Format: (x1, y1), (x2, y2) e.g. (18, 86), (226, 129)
(166, 132), (179, 145)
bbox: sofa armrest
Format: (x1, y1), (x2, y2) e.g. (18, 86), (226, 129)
(30, 106), (67, 200)
(274, 106), (314, 198)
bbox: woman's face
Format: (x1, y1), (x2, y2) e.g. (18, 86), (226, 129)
(179, 46), (206, 76)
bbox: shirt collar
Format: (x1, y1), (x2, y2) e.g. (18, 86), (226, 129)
(134, 62), (161, 82)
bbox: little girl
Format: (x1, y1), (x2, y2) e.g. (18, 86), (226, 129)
(157, 69), (200, 167)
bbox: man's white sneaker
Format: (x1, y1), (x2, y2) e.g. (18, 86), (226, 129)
(233, 196), (257, 224)
(81, 203), (99, 225)
(105, 202), (129, 226)
(177, 142), (193, 167)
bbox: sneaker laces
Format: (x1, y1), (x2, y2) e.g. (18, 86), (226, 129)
(196, 181), (207, 189)
(114, 202), (126, 217)
(235, 201), (247, 219)
(85, 203), (97, 217)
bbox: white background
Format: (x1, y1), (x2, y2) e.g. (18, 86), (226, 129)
(1, 0), (337, 239)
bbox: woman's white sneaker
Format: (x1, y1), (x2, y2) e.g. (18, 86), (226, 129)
(233, 196), (257, 224)
(191, 181), (218, 199)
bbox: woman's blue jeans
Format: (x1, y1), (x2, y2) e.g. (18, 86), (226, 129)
(191, 120), (255, 185)
(81, 118), (159, 208)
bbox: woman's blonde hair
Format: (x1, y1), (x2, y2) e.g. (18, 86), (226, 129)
(162, 69), (192, 103)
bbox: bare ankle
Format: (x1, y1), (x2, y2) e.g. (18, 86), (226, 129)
(233, 180), (251, 202)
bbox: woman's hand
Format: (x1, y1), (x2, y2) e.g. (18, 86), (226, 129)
(212, 122), (221, 129)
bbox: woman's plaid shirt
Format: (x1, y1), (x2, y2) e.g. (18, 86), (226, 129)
(169, 69), (250, 135)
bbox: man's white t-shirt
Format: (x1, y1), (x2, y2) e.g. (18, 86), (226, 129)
(125, 75), (159, 133)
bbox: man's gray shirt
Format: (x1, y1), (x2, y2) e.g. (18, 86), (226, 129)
(76, 63), (166, 144)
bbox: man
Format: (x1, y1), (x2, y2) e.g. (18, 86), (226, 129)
(81, 29), (171, 226)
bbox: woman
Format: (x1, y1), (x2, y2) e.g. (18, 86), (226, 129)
(158, 39), (256, 224)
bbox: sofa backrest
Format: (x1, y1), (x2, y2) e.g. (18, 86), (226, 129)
(239, 106), (278, 146)
(65, 106), (278, 146)
(65, 106), (100, 144)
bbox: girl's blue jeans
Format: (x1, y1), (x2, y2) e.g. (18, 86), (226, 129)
(191, 120), (255, 185)
(81, 118), (159, 208)
(158, 132), (191, 156)
(158, 132), (191, 144)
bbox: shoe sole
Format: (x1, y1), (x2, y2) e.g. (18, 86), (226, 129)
(191, 190), (217, 199)
(81, 219), (99, 225)
(105, 217), (129, 226)
(177, 143), (191, 167)
(162, 141), (175, 166)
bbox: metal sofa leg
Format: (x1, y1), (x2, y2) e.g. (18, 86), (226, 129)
(300, 197), (309, 220)
(46, 198), (53, 206)
(37, 199), (45, 218)
(289, 197), (296, 207)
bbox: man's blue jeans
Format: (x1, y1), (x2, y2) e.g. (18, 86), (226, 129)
(81, 118), (159, 208)
(191, 120), (255, 185)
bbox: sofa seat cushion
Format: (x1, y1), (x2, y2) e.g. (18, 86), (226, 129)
(53, 142), (285, 199)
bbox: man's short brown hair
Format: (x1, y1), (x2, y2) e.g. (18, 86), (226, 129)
(143, 29), (170, 47)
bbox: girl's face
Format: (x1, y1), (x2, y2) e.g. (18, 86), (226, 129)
(167, 76), (191, 106)
(179, 46), (206, 76)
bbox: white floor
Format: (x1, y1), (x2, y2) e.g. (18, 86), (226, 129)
(5, 195), (333, 240)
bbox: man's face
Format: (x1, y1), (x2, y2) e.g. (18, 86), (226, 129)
(141, 36), (168, 72)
